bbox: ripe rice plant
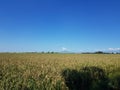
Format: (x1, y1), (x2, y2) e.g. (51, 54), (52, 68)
(0, 53), (120, 90)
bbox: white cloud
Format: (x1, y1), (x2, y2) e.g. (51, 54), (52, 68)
(108, 48), (120, 51)
(62, 47), (67, 51)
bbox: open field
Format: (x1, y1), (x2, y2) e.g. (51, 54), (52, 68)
(0, 53), (120, 90)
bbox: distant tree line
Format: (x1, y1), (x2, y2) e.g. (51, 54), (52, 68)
(41, 51), (58, 54)
(82, 51), (120, 54)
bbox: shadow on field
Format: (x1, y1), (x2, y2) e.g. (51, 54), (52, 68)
(61, 66), (109, 90)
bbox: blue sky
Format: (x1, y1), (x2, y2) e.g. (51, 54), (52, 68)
(0, 0), (120, 52)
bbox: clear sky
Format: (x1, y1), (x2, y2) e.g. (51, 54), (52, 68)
(0, 0), (120, 52)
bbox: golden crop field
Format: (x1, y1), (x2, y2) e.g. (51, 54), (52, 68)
(0, 53), (120, 90)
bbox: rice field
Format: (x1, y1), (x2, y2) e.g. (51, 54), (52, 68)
(0, 53), (120, 90)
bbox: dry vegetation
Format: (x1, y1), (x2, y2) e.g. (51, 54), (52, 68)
(0, 53), (120, 90)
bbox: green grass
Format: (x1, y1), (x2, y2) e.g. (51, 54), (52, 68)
(0, 53), (120, 90)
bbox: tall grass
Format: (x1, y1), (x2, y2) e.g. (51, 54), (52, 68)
(0, 53), (120, 90)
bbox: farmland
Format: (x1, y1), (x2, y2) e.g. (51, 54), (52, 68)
(0, 53), (120, 90)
